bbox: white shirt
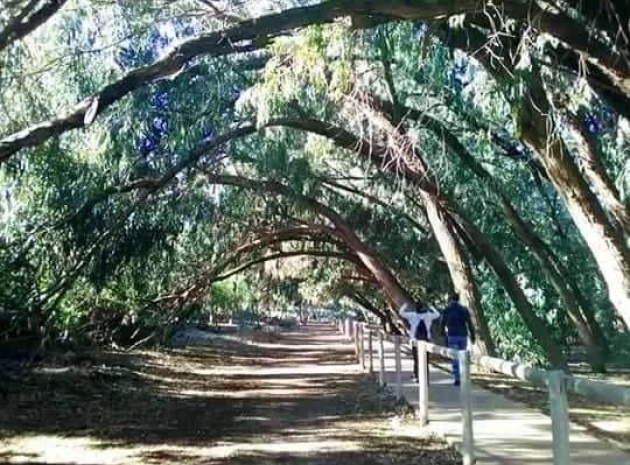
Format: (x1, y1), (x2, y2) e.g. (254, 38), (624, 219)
(399, 303), (440, 341)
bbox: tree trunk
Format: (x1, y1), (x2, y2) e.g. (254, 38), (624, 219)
(353, 98), (496, 355)
(347, 290), (396, 331)
(566, 112), (630, 235)
(417, 114), (608, 370)
(499, 198), (609, 370)
(7, 0), (630, 164)
(423, 192), (495, 356)
(324, 209), (414, 311)
(519, 75), (630, 331)
(0, 0), (70, 53)
(442, 19), (630, 362)
(451, 210), (568, 368)
(1, 0), (490, 164)
(439, 20), (630, 331)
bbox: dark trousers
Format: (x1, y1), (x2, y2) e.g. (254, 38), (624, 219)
(411, 341), (429, 381)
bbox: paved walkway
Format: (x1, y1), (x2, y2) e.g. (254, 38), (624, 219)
(348, 329), (630, 465)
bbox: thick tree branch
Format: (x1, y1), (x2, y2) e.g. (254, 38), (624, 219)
(6, 0), (615, 162)
(320, 177), (430, 235)
(214, 249), (358, 282)
(564, 111), (630, 234)
(0, 0), (68, 53)
(410, 109), (608, 367)
(215, 223), (348, 273)
(66, 114), (437, 227)
(0, 0), (489, 162)
(199, 171), (414, 309)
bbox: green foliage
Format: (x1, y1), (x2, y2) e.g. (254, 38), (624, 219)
(0, 2), (627, 368)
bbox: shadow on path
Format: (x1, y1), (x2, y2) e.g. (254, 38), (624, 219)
(1, 324), (458, 465)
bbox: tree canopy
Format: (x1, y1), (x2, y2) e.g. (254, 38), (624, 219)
(0, 0), (628, 370)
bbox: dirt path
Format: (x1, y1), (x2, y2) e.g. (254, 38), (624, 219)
(0, 324), (458, 465)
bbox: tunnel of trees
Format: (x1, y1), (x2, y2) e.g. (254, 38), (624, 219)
(0, 0), (628, 371)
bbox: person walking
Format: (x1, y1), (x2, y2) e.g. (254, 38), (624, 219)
(399, 301), (440, 382)
(440, 292), (476, 386)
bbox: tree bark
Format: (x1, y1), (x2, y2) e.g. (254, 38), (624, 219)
(438, 18), (630, 334)
(73, 113), (565, 363)
(451, 210), (568, 368)
(0, 0), (69, 53)
(469, 4), (630, 110)
(5, 0), (630, 162)
(363, 97), (496, 356)
(363, 90), (564, 364)
(565, 112), (630, 235)
(423, 192), (495, 356)
(415, 112), (608, 370)
(0, 0), (485, 163)
(214, 249), (361, 282)
(519, 75), (630, 331)
(202, 173), (415, 311)
(253, 116), (567, 359)
(563, 0), (630, 60)
(345, 289), (395, 331)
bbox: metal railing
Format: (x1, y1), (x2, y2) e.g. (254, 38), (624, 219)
(336, 318), (630, 465)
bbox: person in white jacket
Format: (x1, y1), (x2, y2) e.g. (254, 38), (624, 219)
(399, 301), (440, 382)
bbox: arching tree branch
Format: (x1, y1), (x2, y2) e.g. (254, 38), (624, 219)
(5, 0), (623, 162)
(214, 249), (359, 282)
(0, 0), (68, 53)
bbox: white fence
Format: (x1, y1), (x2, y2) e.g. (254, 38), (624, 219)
(336, 318), (630, 465)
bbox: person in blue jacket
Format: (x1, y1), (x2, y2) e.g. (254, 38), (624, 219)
(440, 292), (476, 386)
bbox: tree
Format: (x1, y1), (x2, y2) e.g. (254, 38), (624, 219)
(1, 1), (628, 368)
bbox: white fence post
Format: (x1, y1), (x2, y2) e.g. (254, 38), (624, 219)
(359, 324), (365, 370)
(344, 318), (351, 339)
(378, 331), (385, 387)
(548, 370), (570, 465)
(395, 335), (402, 399)
(353, 321), (360, 362)
(459, 350), (475, 465)
(418, 341), (429, 425)
(368, 329), (374, 373)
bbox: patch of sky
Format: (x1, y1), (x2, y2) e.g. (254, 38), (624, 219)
(450, 62), (472, 90)
(230, 85), (242, 101)
(63, 15), (82, 46)
(129, 15), (221, 158)
(116, 22), (178, 68)
(200, 129), (227, 160)
(151, 116), (169, 137)
(583, 105), (617, 136)
(139, 135), (158, 157)
(584, 113), (600, 135)
(150, 91), (170, 110)
(62, 7), (103, 50)
(413, 22), (428, 39)
(202, 126), (216, 143)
